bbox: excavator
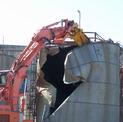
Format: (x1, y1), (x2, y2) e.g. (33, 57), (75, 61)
(0, 19), (89, 122)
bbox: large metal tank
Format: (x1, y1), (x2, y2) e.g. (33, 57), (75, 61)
(45, 42), (120, 122)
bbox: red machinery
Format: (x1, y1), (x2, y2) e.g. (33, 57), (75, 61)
(0, 19), (88, 122)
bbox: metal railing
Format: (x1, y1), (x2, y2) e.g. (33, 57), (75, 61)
(84, 32), (105, 42)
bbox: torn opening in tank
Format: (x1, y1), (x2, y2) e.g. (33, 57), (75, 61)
(36, 45), (82, 120)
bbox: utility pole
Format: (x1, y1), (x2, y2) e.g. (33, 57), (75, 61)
(77, 10), (81, 28)
(2, 35), (4, 44)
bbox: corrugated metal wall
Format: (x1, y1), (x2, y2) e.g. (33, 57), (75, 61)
(45, 42), (120, 122)
(0, 54), (14, 70)
(0, 45), (25, 69)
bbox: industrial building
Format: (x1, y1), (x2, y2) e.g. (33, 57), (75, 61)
(0, 44), (37, 120)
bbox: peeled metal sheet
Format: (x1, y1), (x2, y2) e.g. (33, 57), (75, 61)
(63, 42), (120, 84)
(45, 42), (120, 122)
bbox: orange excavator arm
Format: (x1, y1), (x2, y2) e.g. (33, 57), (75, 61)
(1, 19), (81, 111)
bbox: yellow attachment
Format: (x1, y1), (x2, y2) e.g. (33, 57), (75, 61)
(70, 25), (89, 46)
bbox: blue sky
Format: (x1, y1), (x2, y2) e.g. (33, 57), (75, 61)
(0, 0), (122, 45)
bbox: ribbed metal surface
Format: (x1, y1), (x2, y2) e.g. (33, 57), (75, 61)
(45, 42), (120, 122)
(0, 45), (25, 70)
(0, 54), (15, 70)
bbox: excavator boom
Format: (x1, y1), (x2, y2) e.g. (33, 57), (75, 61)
(0, 19), (89, 122)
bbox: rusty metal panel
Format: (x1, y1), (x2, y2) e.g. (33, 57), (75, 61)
(46, 42), (120, 122)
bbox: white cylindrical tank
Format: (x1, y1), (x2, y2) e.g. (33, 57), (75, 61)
(45, 42), (120, 122)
